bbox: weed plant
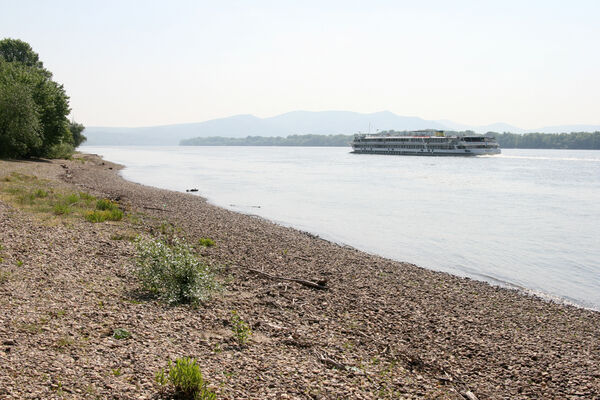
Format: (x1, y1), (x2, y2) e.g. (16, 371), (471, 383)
(113, 328), (131, 340)
(155, 357), (216, 400)
(135, 237), (219, 305)
(198, 238), (216, 247)
(230, 311), (252, 345)
(85, 199), (123, 222)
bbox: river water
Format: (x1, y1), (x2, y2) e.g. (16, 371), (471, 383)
(82, 146), (600, 310)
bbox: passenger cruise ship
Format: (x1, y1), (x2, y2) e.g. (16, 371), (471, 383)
(351, 130), (501, 156)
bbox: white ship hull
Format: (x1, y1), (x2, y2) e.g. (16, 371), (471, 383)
(351, 131), (501, 156)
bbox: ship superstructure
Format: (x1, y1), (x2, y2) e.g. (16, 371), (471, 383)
(351, 130), (501, 156)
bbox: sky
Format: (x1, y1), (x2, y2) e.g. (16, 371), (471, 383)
(1, 0), (599, 128)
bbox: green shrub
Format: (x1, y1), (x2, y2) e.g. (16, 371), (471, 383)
(46, 143), (75, 159)
(85, 210), (106, 222)
(198, 238), (215, 247)
(53, 203), (71, 215)
(135, 237), (218, 305)
(85, 208), (123, 223)
(65, 193), (80, 204)
(230, 311), (252, 345)
(112, 328), (131, 340)
(155, 357), (215, 400)
(96, 198), (115, 210)
(107, 207), (123, 221)
(84, 199), (123, 222)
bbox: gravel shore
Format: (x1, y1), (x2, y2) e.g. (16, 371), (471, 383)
(0, 154), (599, 399)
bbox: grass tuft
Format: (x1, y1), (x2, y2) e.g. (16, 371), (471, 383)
(198, 238), (216, 247)
(155, 357), (216, 400)
(86, 199), (123, 222)
(53, 203), (72, 215)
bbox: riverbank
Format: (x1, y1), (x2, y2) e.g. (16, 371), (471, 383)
(0, 154), (598, 399)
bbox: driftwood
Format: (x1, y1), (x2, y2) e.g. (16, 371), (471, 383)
(461, 391), (479, 400)
(318, 353), (366, 375)
(239, 266), (329, 290)
(142, 206), (171, 212)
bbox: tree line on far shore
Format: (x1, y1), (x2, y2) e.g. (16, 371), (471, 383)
(180, 131), (600, 149)
(0, 38), (86, 159)
(488, 132), (600, 149)
(180, 134), (352, 147)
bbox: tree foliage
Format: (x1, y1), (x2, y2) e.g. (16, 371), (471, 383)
(487, 132), (600, 149)
(69, 121), (87, 147)
(0, 38), (85, 158)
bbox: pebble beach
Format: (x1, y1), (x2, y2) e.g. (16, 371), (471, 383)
(0, 153), (599, 399)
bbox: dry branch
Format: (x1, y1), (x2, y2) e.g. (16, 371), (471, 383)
(238, 266), (329, 290)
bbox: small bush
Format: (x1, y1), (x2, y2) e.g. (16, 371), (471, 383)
(155, 357), (215, 400)
(85, 208), (123, 223)
(198, 238), (215, 247)
(96, 198), (115, 211)
(64, 193), (80, 204)
(135, 237), (218, 305)
(85, 199), (123, 222)
(230, 311), (252, 345)
(53, 203), (72, 215)
(46, 143), (75, 159)
(85, 210), (106, 222)
(107, 208), (123, 221)
(113, 328), (131, 340)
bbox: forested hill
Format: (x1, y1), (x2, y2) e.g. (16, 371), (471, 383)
(180, 134), (352, 146)
(180, 132), (600, 149)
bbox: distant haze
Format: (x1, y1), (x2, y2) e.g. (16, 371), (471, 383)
(83, 111), (600, 146)
(2, 2), (599, 129)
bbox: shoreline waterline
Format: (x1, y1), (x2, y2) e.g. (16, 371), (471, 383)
(2, 153), (599, 398)
(80, 146), (600, 311)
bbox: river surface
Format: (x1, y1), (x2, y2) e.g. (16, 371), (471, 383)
(82, 146), (600, 310)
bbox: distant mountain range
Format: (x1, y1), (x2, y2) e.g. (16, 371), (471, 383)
(83, 111), (600, 146)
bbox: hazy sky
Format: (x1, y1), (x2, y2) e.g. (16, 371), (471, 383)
(1, 0), (599, 128)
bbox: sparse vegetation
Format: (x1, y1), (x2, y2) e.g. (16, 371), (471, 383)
(198, 237), (215, 247)
(155, 357), (216, 400)
(85, 199), (123, 222)
(53, 203), (72, 215)
(112, 328), (131, 340)
(230, 310), (252, 345)
(110, 232), (137, 241)
(0, 173), (120, 223)
(0, 270), (10, 284)
(135, 236), (219, 305)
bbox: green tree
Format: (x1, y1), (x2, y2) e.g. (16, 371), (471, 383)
(0, 67), (42, 157)
(69, 121), (87, 147)
(0, 38), (82, 159)
(0, 38), (46, 71)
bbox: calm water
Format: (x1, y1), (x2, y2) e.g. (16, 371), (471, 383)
(82, 146), (600, 310)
